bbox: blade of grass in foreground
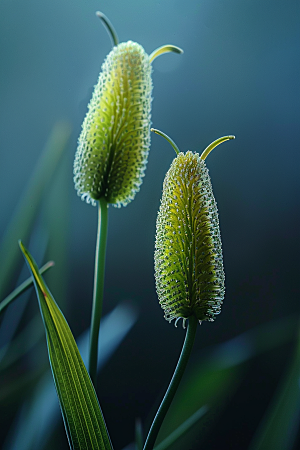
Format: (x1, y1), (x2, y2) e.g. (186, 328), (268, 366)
(19, 241), (113, 450)
(0, 122), (71, 299)
(4, 302), (137, 450)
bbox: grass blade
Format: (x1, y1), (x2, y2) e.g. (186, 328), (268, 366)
(249, 327), (300, 450)
(153, 406), (208, 450)
(135, 418), (143, 450)
(0, 261), (54, 316)
(19, 241), (113, 450)
(156, 315), (298, 448)
(4, 302), (137, 450)
(0, 314), (43, 371)
(0, 122), (71, 299)
(42, 149), (70, 307)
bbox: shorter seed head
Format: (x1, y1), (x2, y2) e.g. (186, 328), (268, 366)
(155, 151), (225, 324)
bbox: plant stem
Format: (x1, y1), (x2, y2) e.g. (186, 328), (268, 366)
(143, 314), (198, 450)
(89, 197), (109, 386)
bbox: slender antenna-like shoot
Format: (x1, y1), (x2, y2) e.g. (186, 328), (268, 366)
(151, 128), (180, 155)
(96, 11), (119, 47)
(200, 135), (235, 161)
(149, 45), (183, 63)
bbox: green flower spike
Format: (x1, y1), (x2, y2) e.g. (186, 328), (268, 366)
(144, 132), (234, 450)
(74, 12), (183, 208)
(153, 129), (235, 326)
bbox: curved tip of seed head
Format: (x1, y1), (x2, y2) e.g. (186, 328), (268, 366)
(149, 45), (183, 63)
(151, 128), (180, 155)
(96, 10), (119, 47)
(200, 135), (235, 161)
(168, 45), (184, 55)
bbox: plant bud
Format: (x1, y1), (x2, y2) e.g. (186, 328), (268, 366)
(74, 41), (152, 207)
(155, 151), (225, 325)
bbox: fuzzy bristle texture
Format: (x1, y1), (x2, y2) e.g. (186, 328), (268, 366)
(74, 41), (152, 207)
(155, 151), (225, 324)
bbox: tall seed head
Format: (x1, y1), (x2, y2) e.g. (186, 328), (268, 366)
(74, 41), (152, 207)
(74, 12), (183, 207)
(154, 137), (233, 325)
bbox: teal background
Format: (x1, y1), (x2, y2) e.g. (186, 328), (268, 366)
(0, 0), (299, 449)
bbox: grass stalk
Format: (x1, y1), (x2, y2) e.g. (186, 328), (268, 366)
(88, 197), (109, 386)
(143, 314), (198, 450)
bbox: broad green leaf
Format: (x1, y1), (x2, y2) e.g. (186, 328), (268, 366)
(0, 261), (54, 316)
(19, 241), (113, 450)
(249, 330), (300, 450)
(4, 302), (137, 450)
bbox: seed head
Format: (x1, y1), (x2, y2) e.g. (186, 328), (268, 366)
(154, 133), (234, 325)
(74, 41), (152, 207)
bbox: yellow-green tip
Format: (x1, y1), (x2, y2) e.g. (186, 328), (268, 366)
(149, 45), (183, 63)
(200, 135), (235, 161)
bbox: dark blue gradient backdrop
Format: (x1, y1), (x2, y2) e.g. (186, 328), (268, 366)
(0, 0), (299, 449)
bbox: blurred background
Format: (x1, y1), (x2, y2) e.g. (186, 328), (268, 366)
(0, 0), (299, 449)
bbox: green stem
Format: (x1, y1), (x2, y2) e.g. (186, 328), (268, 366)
(89, 197), (109, 386)
(143, 314), (198, 450)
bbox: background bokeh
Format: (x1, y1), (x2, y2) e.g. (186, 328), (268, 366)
(0, 0), (299, 449)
